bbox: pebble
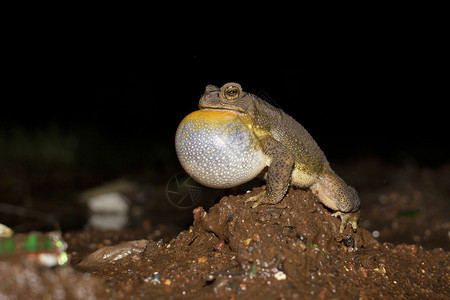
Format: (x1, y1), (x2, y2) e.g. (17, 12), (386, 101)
(274, 271), (287, 280)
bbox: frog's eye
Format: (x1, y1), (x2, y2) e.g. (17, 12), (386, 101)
(221, 83), (242, 101)
(224, 86), (240, 100)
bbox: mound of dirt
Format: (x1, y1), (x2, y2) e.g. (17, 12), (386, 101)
(75, 187), (449, 299)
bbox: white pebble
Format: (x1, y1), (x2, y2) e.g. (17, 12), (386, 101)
(274, 271), (287, 280)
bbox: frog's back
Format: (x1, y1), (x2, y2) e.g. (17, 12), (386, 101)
(253, 98), (328, 185)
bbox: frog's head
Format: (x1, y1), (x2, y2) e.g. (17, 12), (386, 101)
(199, 82), (255, 115)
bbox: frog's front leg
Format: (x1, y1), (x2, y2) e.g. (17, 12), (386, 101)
(245, 137), (295, 208)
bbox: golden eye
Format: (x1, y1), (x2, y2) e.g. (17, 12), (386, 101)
(221, 83), (242, 101)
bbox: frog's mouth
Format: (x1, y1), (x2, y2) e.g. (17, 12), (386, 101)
(199, 106), (246, 115)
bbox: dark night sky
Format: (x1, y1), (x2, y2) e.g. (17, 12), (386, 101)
(2, 31), (447, 167)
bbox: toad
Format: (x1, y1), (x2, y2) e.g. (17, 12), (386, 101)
(175, 83), (360, 232)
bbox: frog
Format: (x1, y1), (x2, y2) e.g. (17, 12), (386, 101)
(175, 82), (360, 233)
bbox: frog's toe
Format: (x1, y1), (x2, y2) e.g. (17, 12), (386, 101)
(332, 211), (360, 233)
(245, 191), (266, 208)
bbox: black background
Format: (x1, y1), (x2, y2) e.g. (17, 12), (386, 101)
(2, 27), (447, 168)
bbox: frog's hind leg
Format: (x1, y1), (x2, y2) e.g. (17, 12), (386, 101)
(310, 169), (361, 233)
(245, 137), (295, 208)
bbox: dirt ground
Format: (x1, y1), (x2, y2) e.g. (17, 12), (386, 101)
(1, 158), (449, 299)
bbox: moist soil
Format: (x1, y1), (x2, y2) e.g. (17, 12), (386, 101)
(1, 159), (449, 299)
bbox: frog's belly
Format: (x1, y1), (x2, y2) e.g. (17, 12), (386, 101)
(291, 166), (318, 188)
(175, 110), (268, 189)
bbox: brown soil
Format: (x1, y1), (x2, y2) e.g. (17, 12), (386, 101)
(1, 159), (449, 299)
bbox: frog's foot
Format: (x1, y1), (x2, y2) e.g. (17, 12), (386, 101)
(332, 211), (360, 233)
(244, 190), (267, 208)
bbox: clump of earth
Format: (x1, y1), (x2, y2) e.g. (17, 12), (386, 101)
(1, 159), (449, 299)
